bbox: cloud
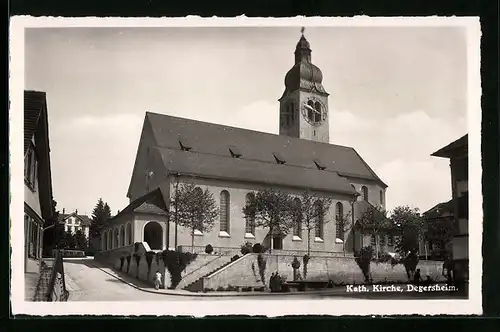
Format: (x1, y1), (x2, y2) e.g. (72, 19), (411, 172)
(378, 159), (452, 212)
(330, 109), (466, 211)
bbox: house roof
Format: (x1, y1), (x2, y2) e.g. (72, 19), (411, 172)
(431, 134), (468, 158)
(58, 212), (92, 226)
(24, 90), (54, 221)
(423, 200), (454, 219)
(102, 187), (169, 229)
(128, 112), (387, 197)
(24, 91), (46, 155)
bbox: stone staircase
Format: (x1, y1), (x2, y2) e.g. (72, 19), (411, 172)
(183, 258), (234, 292)
(174, 255), (228, 290)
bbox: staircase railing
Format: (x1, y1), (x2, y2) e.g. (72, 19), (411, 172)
(47, 249), (69, 301)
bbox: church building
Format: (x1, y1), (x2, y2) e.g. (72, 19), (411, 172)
(98, 31), (388, 256)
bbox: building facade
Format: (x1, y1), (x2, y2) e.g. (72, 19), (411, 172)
(99, 32), (388, 256)
(58, 209), (91, 239)
(24, 90), (55, 296)
(431, 134), (468, 284)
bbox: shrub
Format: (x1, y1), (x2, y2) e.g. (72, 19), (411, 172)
(241, 242), (253, 255)
(126, 255), (131, 273)
(403, 250), (419, 280)
(257, 253), (267, 284)
(355, 246), (373, 283)
(231, 254), (240, 262)
(252, 243), (263, 253)
(216, 286), (224, 291)
(161, 250), (198, 289)
(302, 254), (310, 279)
(145, 251), (155, 271)
(205, 244), (214, 254)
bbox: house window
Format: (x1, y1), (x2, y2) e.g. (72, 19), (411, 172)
(24, 145), (38, 190)
(335, 202), (344, 240)
(245, 193), (256, 236)
(293, 198), (302, 239)
(362, 186), (369, 202)
(314, 201), (324, 240)
(380, 190), (384, 206)
(25, 214), (41, 259)
(219, 190), (230, 234)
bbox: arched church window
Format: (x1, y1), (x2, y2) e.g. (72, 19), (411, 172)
(220, 190), (230, 233)
(126, 223), (132, 245)
(245, 193), (256, 235)
(335, 202), (344, 240)
(293, 198), (302, 238)
(362, 186), (369, 202)
(314, 200), (324, 239)
(314, 101), (322, 123)
(120, 225), (125, 247)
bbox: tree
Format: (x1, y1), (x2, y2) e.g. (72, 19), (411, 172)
(390, 206), (426, 257)
(59, 230), (76, 249)
(294, 190), (333, 255)
(42, 199), (64, 256)
(336, 210), (353, 255)
(174, 182), (219, 253)
(242, 188), (296, 253)
(90, 198), (112, 245)
(356, 204), (390, 259)
(73, 229), (88, 251)
(425, 217), (456, 259)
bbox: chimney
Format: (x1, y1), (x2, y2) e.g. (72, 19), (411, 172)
(75, 209), (78, 214)
(63, 208), (65, 214)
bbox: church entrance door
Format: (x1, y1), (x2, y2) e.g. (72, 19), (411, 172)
(272, 235), (283, 250)
(143, 221), (163, 250)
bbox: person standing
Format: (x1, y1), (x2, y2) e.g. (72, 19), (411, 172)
(154, 270), (162, 290)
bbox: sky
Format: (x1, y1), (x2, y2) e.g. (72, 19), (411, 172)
(24, 26), (468, 216)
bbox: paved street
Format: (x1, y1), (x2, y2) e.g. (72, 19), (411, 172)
(63, 258), (465, 301)
(63, 259), (295, 301)
(64, 259), (204, 301)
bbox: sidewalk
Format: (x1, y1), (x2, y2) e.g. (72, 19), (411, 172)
(87, 261), (350, 297)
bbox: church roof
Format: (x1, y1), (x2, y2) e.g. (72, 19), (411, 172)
(128, 112), (386, 197)
(108, 187), (169, 227)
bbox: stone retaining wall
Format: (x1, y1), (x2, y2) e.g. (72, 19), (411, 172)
(202, 253), (446, 291)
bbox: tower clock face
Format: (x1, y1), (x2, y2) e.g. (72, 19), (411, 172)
(301, 98), (326, 126)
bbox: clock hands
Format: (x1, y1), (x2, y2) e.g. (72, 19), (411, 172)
(303, 103), (321, 114)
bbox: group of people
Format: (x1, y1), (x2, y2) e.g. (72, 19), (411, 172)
(269, 272), (284, 292)
(412, 268), (434, 286)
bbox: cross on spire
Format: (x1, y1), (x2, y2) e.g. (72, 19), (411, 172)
(301, 27), (305, 35)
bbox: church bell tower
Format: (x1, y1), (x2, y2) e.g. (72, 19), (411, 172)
(279, 28), (330, 143)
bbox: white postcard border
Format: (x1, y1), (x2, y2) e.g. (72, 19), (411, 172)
(9, 16), (482, 316)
